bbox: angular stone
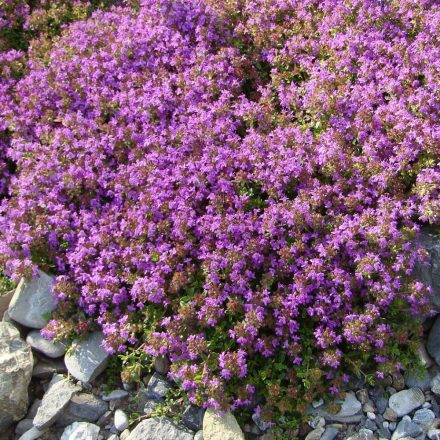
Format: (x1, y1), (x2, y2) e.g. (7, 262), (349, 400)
(305, 427), (325, 440)
(60, 422), (100, 440)
(102, 389), (129, 401)
(16, 419), (35, 436)
(127, 417), (194, 440)
(33, 378), (79, 429)
(347, 428), (375, 440)
(307, 392), (362, 423)
(146, 373), (171, 401)
(203, 409), (245, 440)
(413, 408), (435, 429)
(64, 331), (109, 382)
(321, 426), (339, 440)
(0, 290), (14, 317)
(384, 408), (398, 422)
(115, 409), (129, 431)
(26, 330), (66, 358)
(182, 405), (205, 431)
(0, 322), (33, 429)
(153, 356), (170, 375)
(388, 388), (425, 417)
(32, 356), (67, 379)
(431, 373), (440, 395)
(55, 393), (108, 427)
(8, 270), (56, 329)
(391, 417), (423, 440)
(18, 427), (47, 440)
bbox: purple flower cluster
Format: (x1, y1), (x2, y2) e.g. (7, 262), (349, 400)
(0, 0), (439, 415)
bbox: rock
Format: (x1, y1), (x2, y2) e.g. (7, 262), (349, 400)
(356, 390), (369, 405)
(404, 369), (432, 392)
(144, 400), (159, 416)
(56, 393), (108, 427)
(305, 427), (325, 440)
(393, 374), (405, 391)
(388, 388), (425, 417)
(64, 331), (109, 382)
(252, 412), (271, 432)
(416, 343), (434, 368)
(346, 428), (375, 440)
(378, 426), (391, 439)
(364, 419), (377, 431)
(153, 356), (170, 375)
(16, 419), (35, 435)
(0, 322), (33, 428)
(120, 429), (130, 440)
(27, 399), (42, 419)
(60, 422), (100, 440)
(182, 405), (205, 431)
(8, 270), (56, 329)
(313, 398), (325, 408)
(428, 428), (440, 439)
(108, 435), (119, 440)
(414, 228), (440, 310)
(32, 356), (67, 379)
(428, 317), (440, 366)
(391, 417), (423, 440)
(195, 431), (204, 440)
(18, 427), (46, 440)
(146, 373), (172, 401)
(363, 402), (376, 413)
(127, 417), (194, 440)
(308, 416), (325, 429)
(0, 290), (14, 317)
(431, 373), (440, 395)
(102, 390), (129, 401)
(203, 409), (245, 440)
(367, 412), (376, 421)
(115, 409), (129, 431)
(26, 330), (66, 358)
(33, 378), (79, 429)
(321, 426), (339, 440)
(413, 408), (435, 429)
(384, 408), (398, 422)
(307, 392), (362, 423)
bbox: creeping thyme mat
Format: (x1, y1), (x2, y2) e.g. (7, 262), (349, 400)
(0, 0), (439, 430)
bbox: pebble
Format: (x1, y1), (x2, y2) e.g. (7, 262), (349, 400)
(391, 416), (423, 440)
(114, 409), (129, 431)
(321, 426), (339, 440)
(305, 427), (325, 440)
(384, 408), (398, 422)
(312, 398), (324, 408)
(367, 412), (376, 421)
(413, 408), (435, 429)
(308, 416), (325, 429)
(428, 429), (440, 440)
(388, 388), (425, 417)
(102, 390), (129, 401)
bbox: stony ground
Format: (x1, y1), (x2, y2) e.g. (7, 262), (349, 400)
(0, 229), (439, 440)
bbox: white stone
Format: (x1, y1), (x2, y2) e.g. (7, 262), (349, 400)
(115, 409), (129, 431)
(60, 422), (100, 440)
(0, 322), (33, 429)
(127, 417), (193, 440)
(8, 270), (56, 329)
(65, 331), (109, 382)
(203, 409), (245, 440)
(388, 388), (425, 417)
(26, 330), (65, 358)
(367, 412), (376, 420)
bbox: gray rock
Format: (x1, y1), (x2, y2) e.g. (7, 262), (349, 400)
(33, 378), (79, 429)
(412, 408), (435, 429)
(305, 427), (325, 440)
(26, 399), (42, 419)
(378, 426), (391, 439)
(0, 290), (14, 317)
(428, 428), (440, 439)
(26, 330), (66, 358)
(313, 398), (325, 408)
(413, 228), (440, 310)
(364, 419), (377, 431)
(114, 409), (129, 432)
(307, 392), (362, 423)
(391, 417), (423, 440)
(404, 369), (432, 391)
(308, 416), (325, 429)
(144, 400), (159, 415)
(428, 316), (440, 366)
(127, 417), (194, 440)
(153, 356), (170, 375)
(102, 390), (129, 401)
(32, 356), (67, 379)
(182, 405), (205, 431)
(321, 426), (339, 440)
(431, 373), (440, 395)
(0, 322), (33, 429)
(347, 428), (375, 440)
(384, 408), (399, 422)
(203, 409), (244, 440)
(16, 419), (35, 436)
(146, 373), (171, 401)
(388, 388), (425, 417)
(8, 270), (56, 329)
(60, 421), (100, 440)
(64, 331), (109, 382)
(56, 393), (108, 427)
(194, 431), (204, 440)
(18, 427), (46, 440)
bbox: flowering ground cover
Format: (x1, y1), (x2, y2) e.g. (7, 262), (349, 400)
(0, 0), (439, 428)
